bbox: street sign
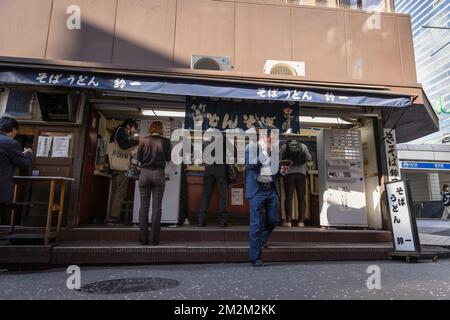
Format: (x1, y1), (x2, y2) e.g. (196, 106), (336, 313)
(400, 161), (450, 171)
(385, 180), (421, 253)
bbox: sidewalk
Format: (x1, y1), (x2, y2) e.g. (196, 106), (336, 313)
(418, 219), (450, 247)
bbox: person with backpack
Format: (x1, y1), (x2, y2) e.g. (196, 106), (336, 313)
(442, 184), (450, 221)
(280, 139), (312, 227)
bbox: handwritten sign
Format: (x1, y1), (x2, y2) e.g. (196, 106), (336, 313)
(384, 129), (401, 182)
(185, 97), (300, 133)
(386, 180), (420, 252)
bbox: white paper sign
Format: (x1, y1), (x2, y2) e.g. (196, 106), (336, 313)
(231, 188), (244, 206)
(51, 136), (71, 158)
(36, 136), (53, 157)
(386, 180), (418, 252)
(384, 129), (401, 182)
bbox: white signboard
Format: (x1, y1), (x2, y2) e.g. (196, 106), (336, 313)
(386, 180), (419, 252)
(384, 129), (401, 182)
(36, 136), (53, 158)
(231, 188), (244, 206)
(51, 136), (71, 158)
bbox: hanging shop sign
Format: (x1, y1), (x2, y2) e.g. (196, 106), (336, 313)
(0, 68), (413, 108)
(185, 97), (300, 133)
(384, 129), (401, 182)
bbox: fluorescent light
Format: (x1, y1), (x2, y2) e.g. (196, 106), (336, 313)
(142, 109), (186, 118)
(299, 117), (351, 124)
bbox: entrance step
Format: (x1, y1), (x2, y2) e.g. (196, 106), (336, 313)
(60, 226), (393, 243)
(50, 241), (393, 265)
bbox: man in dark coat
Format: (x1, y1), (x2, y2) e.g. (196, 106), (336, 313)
(0, 117), (33, 222)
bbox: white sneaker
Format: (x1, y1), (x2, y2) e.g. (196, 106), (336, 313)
(282, 221), (292, 227)
(297, 222), (305, 227)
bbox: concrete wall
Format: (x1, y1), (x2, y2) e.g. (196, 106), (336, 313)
(0, 0), (417, 86)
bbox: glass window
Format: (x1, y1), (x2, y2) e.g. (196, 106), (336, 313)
(5, 89), (36, 117)
(339, 0), (387, 11)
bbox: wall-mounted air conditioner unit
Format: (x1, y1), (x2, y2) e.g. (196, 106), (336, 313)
(191, 55), (232, 71)
(264, 60), (306, 77)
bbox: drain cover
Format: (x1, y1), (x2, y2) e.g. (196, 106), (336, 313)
(80, 278), (180, 294)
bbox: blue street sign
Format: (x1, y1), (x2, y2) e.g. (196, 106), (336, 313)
(400, 161), (450, 171)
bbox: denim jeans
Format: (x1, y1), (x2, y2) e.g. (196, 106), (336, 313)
(198, 173), (229, 224)
(248, 187), (280, 262)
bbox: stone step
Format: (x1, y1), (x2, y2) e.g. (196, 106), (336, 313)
(0, 241), (393, 265)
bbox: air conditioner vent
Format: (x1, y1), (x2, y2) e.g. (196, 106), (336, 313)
(270, 64), (297, 76)
(264, 60), (306, 77)
(193, 58), (221, 71)
(191, 55), (232, 71)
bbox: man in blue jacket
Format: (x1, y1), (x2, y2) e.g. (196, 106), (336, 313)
(245, 123), (285, 267)
(0, 117), (33, 223)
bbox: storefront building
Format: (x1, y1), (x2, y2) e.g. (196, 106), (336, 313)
(0, 0), (439, 264)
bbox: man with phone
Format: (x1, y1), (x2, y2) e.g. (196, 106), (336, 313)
(0, 116), (33, 224)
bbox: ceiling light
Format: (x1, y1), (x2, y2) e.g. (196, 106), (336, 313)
(142, 109), (186, 118)
(299, 117), (351, 124)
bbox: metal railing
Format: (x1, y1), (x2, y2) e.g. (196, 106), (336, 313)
(283, 0), (395, 12)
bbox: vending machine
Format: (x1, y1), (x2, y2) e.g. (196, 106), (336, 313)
(317, 129), (368, 228)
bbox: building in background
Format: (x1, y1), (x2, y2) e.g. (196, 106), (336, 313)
(395, 0), (450, 144)
(398, 144), (450, 218)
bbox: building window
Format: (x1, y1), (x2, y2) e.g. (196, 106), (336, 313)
(339, 0), (387, 11)
(0, 88), (38, 119)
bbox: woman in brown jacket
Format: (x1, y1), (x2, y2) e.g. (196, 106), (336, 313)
(137, 121), (171, 245)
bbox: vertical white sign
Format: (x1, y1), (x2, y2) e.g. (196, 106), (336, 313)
(386, 181), (418, 252)
(384, 129), (401, 182)
(231, 188), (244, 206)
(36, 136), (53, 158)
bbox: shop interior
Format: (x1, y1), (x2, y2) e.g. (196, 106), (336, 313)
(80, 91), (383, 230)
(0, 86), (383, 231)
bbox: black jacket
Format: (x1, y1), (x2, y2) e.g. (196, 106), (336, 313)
(0, 132), (32, 203)
(137, 135), (171, 170)
(111, 127), (138, 150)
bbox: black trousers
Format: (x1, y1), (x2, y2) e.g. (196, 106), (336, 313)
(283, 173), (306, 222)
(198, 174), (228, 224)
(138, 169), (166, 244)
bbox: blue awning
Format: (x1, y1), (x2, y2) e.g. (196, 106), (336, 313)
(0, 68), (413, 108)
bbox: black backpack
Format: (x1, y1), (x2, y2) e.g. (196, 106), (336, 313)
(286, 140), (307, 166)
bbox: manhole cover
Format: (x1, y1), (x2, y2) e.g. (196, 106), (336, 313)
(79, 278), (180, 294)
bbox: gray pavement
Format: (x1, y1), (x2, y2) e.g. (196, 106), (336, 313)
(418, 219), (450, 247)
(1, 260), (450, 300)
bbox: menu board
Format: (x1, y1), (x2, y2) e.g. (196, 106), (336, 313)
(51, 136), (71, 158)
(36, 136), (53, 157)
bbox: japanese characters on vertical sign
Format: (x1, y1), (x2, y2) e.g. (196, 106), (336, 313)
(384, 129), (401, 182)
(185, 97), (300, 133)
(386, 180), (420, 253)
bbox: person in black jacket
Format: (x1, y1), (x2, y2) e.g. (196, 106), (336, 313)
(105, 119), (139, 225)
(0, 117), (33, 223)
